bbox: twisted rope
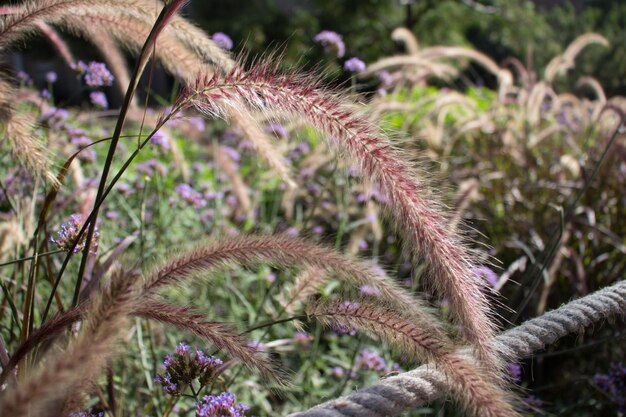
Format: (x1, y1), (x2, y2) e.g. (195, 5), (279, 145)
(289, 279), (626, 417)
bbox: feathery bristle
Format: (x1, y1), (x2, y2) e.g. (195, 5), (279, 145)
(0, 270), (138, 416)
(135, 299), (284, 384)
(188, 63), (500, 364)
(142, 235), (449, 343)
(307, 300), (521, 417)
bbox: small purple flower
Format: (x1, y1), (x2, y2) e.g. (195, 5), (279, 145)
(344, 57), (366, 73)
(78, 61), (114, 87)
(105, 211), (119, 220)
(212, 32), (233, 50)
(196, 391), (249, 417)
(311, 225), (324, 234)
(357, 349), (389, 373)
(187, 116), (206, 132)
(293, 331), (312, 345)
(68, 409), (104, 417)
(359, 284), (381, 297)
(508, 363), (522, 383)
(593, 362), (626, 412)
(16, 71), (31, 84)
(46, 71), (57, 83)
(155, 344), (224, 395)
(40, 88), (51, 99)
(248, 341), (265, 352)
(285, 227), (299, 237)
(378, 70), (393, 87)
(50, 214), (99, 254)
(175, 183), (207, 208)
(150, 131), (171, 152)
(472, 266), (499, 288)
(265, 272), (277, 284)
(136, 159), (168, 177)
(89, 91), (108, 109)
(265, 122), (288, 139)
(314, 30), (345, 58)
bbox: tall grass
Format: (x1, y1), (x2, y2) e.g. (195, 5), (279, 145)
(0, 1), (624, 416)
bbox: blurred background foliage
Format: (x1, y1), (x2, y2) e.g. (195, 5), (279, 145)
(189, 0), (625, 94)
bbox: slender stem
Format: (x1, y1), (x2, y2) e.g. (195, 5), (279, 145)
(72, 3), (180, 307)
(0, 249), (65, 268)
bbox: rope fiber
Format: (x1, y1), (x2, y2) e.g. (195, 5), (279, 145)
(289, 279), (626, 417)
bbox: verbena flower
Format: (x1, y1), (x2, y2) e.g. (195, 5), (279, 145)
(195, 391), (249, 417)
(45, 71), (57, 83)
(155, 343), (224, 396)
(212, 32), (233, 50)
(357, 349), (389, 373)
(508, 363), (522, 383)
(593, 362), (626, 412)
(68, 409), (104, 417)
(265, 122), (288, 139)
(378, 70), (393, 87)
(150, 131), (171, 152)
(136, 159), (168, 177)
(175, 183), (207, 208)
(343, 57), (366, 73)
(89, 91), (108, 109)
(50, 214), (99, 254)
(472, 266), (499, 288)
(359, 284), (381, 297)
(314, 30), (345, 58)
(76, 61), (114, 87)
(16, 70), (32, 84)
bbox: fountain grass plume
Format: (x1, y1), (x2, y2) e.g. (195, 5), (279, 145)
(186, 60), (502, 366)
(134, 299), (284, 384)
(142, 234), (449, 341)
(0, 296), (282, 388)
(307, 300), (522, 417)
(544, 33), (609, 82)
(0, 269), (138, 417)
(0, 79), (58, 185)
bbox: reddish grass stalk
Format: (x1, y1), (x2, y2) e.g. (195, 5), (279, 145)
(142, 235), (448, 342)
(188, 63), (499, 363)
(134, 299), (282, 384)
(0, 271), (137, 417)
(307, 300), (521, 417)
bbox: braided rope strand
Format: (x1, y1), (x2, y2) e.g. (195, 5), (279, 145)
(289, 279), (626, 417)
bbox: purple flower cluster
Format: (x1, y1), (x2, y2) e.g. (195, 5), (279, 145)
(46, 71), (57, 83)
(41, 107), (69, 130)
(357, 349), (390, 373)
(265, 122), (288, 139)
(76, 61), (114, 87)
(50, 214), (99, 254)
(68, 409), (103, 417)
(89, 91), (108, 109)
(343, 57), (366, 73)
(175, 183), (207, 208)
(196, 391), (249, 417)
(314, 30), (345, 58)
(136, 159), (168, 177)
(359, 284), (381, 297)
(472, 265), (499, 288)
(155, 343), (224, 396)
(508, 362), (522, 383)
(212, 32), (233, 50)
(150, 130), (171, 152)
(594, 362), (626, 412)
